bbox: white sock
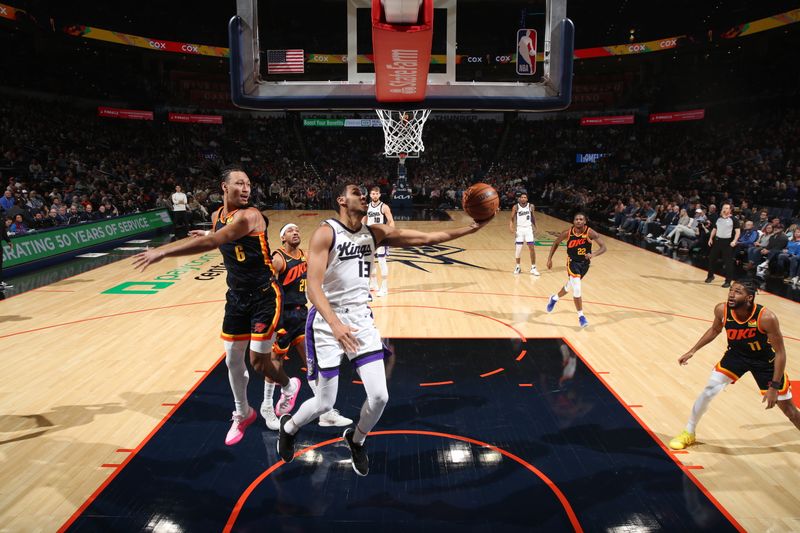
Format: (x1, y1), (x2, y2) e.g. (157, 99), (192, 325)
(353, 359), (389, 445)
(282, 377), (297, 395)
(380, 280), (388, 292)
(287, 375), (339, 435)
(263, 381), (275, 406)
(686, 371), (731, 433)
(379, 256), (388, 277)
(224, 340), (250, 417)
(551, 294), (560, 301)
(577, 310), (585, 317)
(515, 244), (523, 259)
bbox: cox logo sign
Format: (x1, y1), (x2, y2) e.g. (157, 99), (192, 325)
(495, 55), (512, 64)
(628, 44), (647, 53)
(149, 40), (166, 49)
(659, 38), (677, 49)
(181, 44), (199, 53)
(466, 56), (484, 63)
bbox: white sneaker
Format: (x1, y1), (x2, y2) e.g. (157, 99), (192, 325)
(318, 409), (353, 427)
(530, 266), (540, 276)
(261, 402), (280, 430)
(792, 276), (799, 286)
(369, 281), (378, 291)
(376, 287), (387, 297)
(513, 265), (521, 274)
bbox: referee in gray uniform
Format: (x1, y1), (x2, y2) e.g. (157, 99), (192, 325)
(705, 203), (740, 288)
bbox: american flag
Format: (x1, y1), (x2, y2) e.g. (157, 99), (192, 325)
(267, 49), (304, 74)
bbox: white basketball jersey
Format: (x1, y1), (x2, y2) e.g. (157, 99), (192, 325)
(366, 201), (384, 226)
(322, 219), (376, 307)
(516, 203), (533, 229)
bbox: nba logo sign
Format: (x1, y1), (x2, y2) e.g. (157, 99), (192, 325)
(516, 29), (537, 76)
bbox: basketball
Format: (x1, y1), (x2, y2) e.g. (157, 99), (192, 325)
(462, 183), (499, 222)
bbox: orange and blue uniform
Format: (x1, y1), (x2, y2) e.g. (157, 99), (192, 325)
(215, 207), (282, 345)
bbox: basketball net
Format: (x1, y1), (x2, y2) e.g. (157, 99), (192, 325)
(375, 109), (431, 157)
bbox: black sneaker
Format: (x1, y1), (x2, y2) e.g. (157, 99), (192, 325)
(343, 428), (369, 476)
(704, 276), (714, 284)
(276, 414), (296, 463)
(721, 281), (731, 288)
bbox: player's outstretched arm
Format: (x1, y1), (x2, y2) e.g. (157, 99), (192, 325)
(306, 224), (359, 353)
(587, 229), (607, 259)
(760, 309), (786, 409)
(372, 217), (492, 248)
(132, 209), (255, 271)
(546, 229), (569, 269)
(508, 204), (517, 233)
(679, 303), (725, 365)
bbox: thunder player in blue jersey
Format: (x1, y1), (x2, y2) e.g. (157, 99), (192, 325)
(545, 213), (606, 328)
(669, 279), (799, 450)
(132, 166), (302, 446)
(277, 183), (491, 475)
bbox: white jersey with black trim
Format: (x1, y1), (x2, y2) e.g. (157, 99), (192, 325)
(322, 219), (376, 307)
(366, 201), (385, 225)
(515, 203), (533, 229)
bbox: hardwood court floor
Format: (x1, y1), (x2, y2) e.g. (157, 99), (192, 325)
(1, 210), (798, 532)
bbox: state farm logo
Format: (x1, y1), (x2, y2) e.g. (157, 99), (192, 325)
(386, 49), (419, 95)
(149, 40), (166, 49)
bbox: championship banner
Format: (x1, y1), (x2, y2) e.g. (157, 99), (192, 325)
(575, 36), (682, 59)
(98, 107), (154, 120)
(64, 25), (229, 57)
(0, 3), (17, 20)
(580, 115), (634, 126)
(2, 210), (173, 269)
(649, 109), (705, 123)
(168, 113), (223, 124)
(721, 8), (800, 38)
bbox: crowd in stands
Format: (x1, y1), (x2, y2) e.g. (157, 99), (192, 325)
(2, 95), (799, 284)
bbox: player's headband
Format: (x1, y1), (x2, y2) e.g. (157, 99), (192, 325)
(279, 223), (298, 238)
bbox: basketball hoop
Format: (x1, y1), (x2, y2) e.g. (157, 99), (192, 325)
(376, 109), (431, 158)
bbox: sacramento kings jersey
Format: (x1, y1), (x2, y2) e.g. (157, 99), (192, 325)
(566, 226), (592, 263)
(276, 248), (307, 306)
(724, 304), (775, 361)
(214, 207), (276, 290)
(366, 201), (385, 226)
(323, 219), (376, 307)
(516, 203), (533, 229)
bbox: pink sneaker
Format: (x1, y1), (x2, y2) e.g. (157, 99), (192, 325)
(274, 377), (302, 416)
(225, 407), (256, 446)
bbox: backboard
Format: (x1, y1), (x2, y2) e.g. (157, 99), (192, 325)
(229, 0), (573, 112)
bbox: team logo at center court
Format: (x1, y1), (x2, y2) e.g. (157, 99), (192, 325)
(386, 244), (484, 272)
